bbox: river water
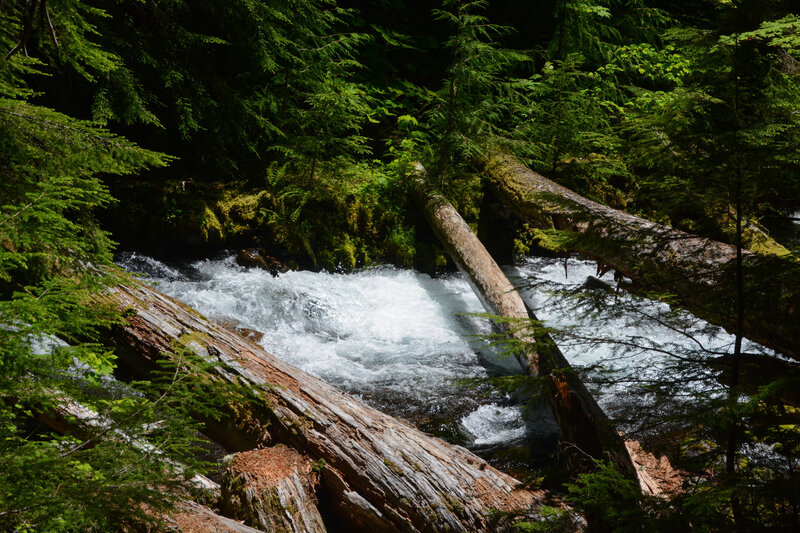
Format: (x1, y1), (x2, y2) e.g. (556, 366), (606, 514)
(117, 252), (765, 463)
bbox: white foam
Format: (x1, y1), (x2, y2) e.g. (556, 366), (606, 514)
(461, 404), (527, 446)
(118, 255), (518, 440)
(119, 253), (769, 447)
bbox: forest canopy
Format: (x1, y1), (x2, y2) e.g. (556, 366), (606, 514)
(1, 0), (799, 530)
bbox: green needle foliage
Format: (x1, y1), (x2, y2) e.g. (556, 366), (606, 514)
(2, 0), (800, 529)
(427, 0), (528, 186)
(0, 2), (250, 530)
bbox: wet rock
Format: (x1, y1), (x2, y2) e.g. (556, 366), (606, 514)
(236, 248), (269, 270)
(581, 275), (614, 293)
(236, 248), (288, 277)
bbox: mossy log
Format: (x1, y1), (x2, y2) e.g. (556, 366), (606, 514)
(480, 152), (800, 362)
(105, 279), (569, 533)
(407, 162), (638, 480)
(220, 447), (326, 532)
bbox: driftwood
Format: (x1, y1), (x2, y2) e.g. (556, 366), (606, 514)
(105, 279), (570, 533)
(220, 447), (326, 532)
(480, 152), (800, 362)
(407, 162), (638, 480)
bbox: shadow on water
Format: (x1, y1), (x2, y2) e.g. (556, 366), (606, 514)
(763, 211), (800, 256)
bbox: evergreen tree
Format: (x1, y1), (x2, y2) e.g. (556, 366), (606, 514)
(512, 0), (668, 203)
(425, 0), (527, 186)
(0, 2), (240, 529)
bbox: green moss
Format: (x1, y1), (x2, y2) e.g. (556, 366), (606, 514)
(311, 458), (327, 472)
(385, 225), (416, 267)
(441, 493), (464, 516)
(333, 235), (357, 270)
(531, 228), (580, 253)
(200, 206), (224, 244)
(741, 225), (792, 256)
(383, 459), (405, 476)
(211, 191), (270, 240)
(217, 191), (269, 221)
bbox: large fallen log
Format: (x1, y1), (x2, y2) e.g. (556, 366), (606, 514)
(480, 153), (800, 361)
(105, 279), (572, 533)
(407, 162), (637, 480)
(710, 354), (800, 407)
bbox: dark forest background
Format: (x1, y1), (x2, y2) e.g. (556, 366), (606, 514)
(2, 0), (800, 530)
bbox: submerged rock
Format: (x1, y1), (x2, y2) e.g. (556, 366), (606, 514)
(581, 275), (614, 293)
(236, 248), (288, 277)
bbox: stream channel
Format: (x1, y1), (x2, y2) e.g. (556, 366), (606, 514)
(117, 252), (768, 472)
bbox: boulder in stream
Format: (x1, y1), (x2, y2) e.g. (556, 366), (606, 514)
(236, 248), (288, 277)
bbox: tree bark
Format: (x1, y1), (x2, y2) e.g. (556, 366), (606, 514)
(480, 152), (800, 362)
(104, 279), (572, 533)
(220, 447), (326, 533)
(168, 500), (267, 533)
(406, 162), (638, 481)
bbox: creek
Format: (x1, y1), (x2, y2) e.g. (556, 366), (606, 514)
(117, 252), (765, 469)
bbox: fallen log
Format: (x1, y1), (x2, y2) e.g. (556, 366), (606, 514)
(105, 279), (571, 533)
(168, 500), (267, 533)
(32, 397), (266, 532)
(220, 447), (326, 532)
(406, 162), (638, 480)
(710, 353), (800, 407)
(480, 152), (800, 361)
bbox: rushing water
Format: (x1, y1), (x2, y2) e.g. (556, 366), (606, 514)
(117, 251), (768, 460)
(117, 252), (545, 455)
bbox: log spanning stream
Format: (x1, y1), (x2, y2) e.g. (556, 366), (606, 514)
(117, 251), (768, 465)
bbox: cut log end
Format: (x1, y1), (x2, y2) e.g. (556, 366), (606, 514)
(221, 446), (326, 533)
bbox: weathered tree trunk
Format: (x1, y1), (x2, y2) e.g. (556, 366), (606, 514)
(480, 152), (800, 361)
(220, 447), (326, 533)
(168, 500), (267, 533)
(406, 162), (638, 480)
(105, 279), (572, 533)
